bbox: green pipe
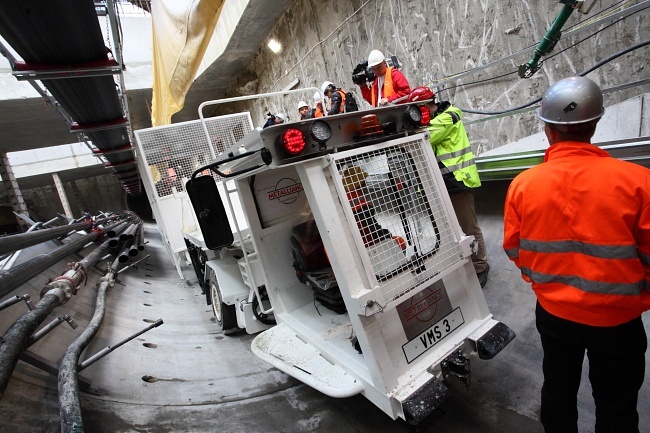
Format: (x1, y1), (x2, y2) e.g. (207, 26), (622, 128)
(520, 3), (577, 77)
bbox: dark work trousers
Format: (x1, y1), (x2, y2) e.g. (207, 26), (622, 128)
(535, 302), (647, 433)
(449, 190), (487, 273)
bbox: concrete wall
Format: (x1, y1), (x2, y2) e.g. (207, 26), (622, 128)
(21, 174), (125, 222)
(220, 0), (650, 153)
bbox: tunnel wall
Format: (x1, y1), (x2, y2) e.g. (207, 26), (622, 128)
(219, 0), (649, 154)
(21, 175), (126, 223)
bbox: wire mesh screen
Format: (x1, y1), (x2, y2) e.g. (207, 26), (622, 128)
(335, 138), (463, 303)
(134, 113), (253, 198)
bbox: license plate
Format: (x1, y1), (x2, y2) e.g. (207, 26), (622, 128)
(402, 308), (464, 363)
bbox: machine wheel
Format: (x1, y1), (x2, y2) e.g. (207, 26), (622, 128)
(209, 271), (238, 334)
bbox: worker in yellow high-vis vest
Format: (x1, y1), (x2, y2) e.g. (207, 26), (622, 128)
(408, 86), (489, 287)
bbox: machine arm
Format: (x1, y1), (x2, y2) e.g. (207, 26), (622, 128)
(519, 0), (597, 78)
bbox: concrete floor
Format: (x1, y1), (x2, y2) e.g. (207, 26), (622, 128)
(0, 180), (648, 433)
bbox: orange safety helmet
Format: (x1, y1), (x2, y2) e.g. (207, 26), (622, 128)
(407, 86), (435, 103)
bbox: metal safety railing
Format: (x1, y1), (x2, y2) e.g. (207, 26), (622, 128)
(476, 136), (650, 181)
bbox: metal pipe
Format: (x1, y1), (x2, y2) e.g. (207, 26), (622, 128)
(93, 216), (113, 226)
(78, 319), (163, 371)
(119, 223), (138, 241)
(116, 254), (150, 275)
(106, 221), (128, 238)
(0, 221), (93, 256)
(43, 216), (64, 228)
(0, 232), (99, 298)
(0, 294), (31, 312)
(128, 230), (140, 257)
(79, 236), (114, 271)
(117, 239), (134, 264)
(108, 237), (122, 248)
(0, 229), (115, 402)
(26, 314), (78, 347)
(0, 291), (65, 399)
(71, 213), (93, 224)
(136, 225), (145, 251)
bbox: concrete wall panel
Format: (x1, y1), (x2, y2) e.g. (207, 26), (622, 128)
(22, 174), (125, 222)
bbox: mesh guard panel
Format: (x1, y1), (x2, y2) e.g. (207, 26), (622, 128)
(135, 113), (252, 199)
(332, 137), (463, 305)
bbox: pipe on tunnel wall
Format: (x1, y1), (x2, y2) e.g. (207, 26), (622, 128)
(0, 217), (131, 297)
(0, 221), (93, 256)
(0, 231), (100, 298)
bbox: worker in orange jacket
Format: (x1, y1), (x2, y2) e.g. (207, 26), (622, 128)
(503, 76), (650, 433)
(310, 91), (324, 118)
(357, 50), (410, 107)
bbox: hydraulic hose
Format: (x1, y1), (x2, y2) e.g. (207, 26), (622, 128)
(0, 234), (114, 401)
(0, 291), (65, 399)
(59, 269), (115, 433)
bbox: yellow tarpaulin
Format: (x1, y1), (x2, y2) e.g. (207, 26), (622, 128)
(150, 0), (226, 126)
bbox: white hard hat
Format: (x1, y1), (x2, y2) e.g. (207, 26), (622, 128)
(368, 50), (385, 67)
(276, 113), (286, 123)
(313, 91), (322, 103)
(321, 81), (334, 94)
(298, 101), (309, 110)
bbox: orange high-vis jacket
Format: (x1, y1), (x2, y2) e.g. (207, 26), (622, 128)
(503, 141), (650, 326)
(371, 68), (394, 107)
(360, 67), (411, 107)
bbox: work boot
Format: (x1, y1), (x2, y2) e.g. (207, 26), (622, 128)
(477, 263), (490, 288)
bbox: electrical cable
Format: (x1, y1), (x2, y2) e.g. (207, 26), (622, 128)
(458, 39), (650, 115)
(439, 3), (649, 92)
(428, 0), (648, 89)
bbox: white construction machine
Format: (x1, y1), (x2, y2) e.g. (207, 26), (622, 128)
(134, 89), (515, 424)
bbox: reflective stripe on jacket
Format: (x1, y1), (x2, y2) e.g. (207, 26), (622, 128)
(427, 105), (480, 189)
(503, 141), (650, 326)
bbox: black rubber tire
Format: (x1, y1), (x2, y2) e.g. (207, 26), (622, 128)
(209, 271), (238, 333)
(252, 292), (276, 325)
(185, 239), (208, 295)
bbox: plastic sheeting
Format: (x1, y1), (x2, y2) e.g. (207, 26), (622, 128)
(151, 0), (226, 126)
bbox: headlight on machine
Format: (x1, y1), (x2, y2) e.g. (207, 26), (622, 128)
(310, 120), (332, 143)
(404, 104), (431, 127)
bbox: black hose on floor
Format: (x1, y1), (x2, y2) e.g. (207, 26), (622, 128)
(58, 270), (114, 433)
(0, 292), (63, 399)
